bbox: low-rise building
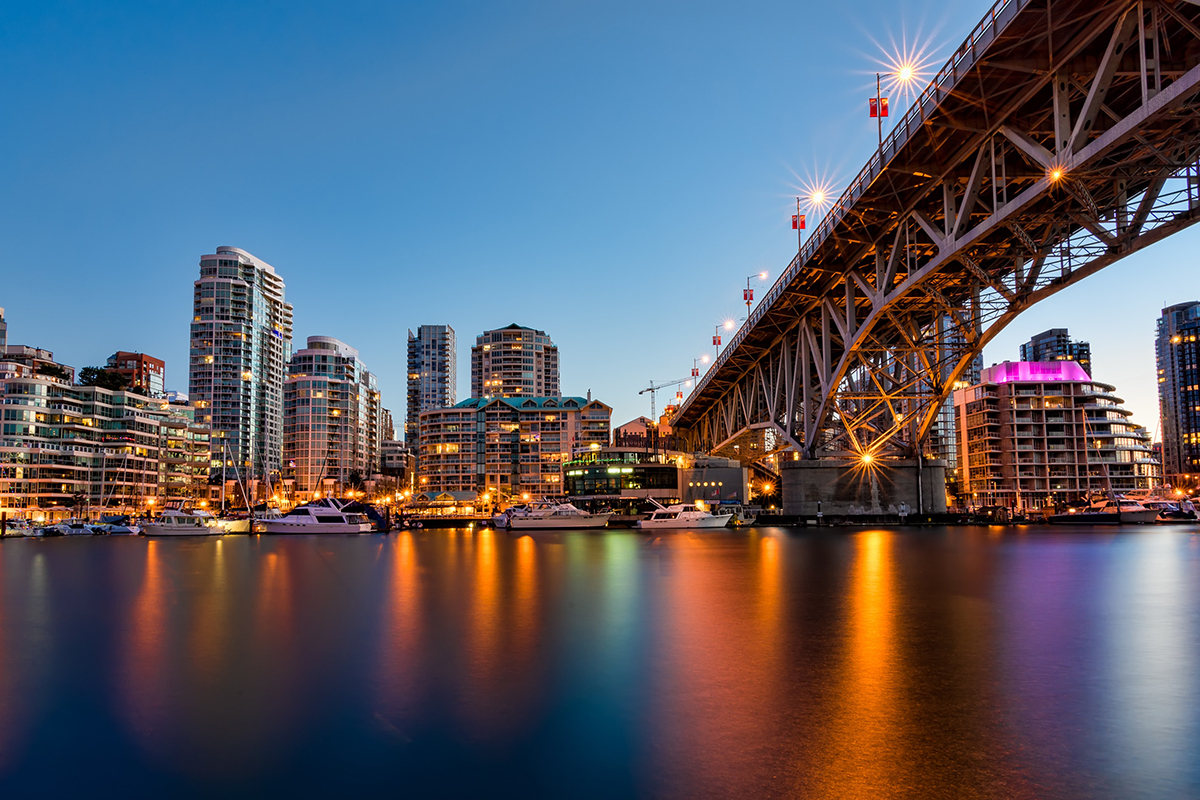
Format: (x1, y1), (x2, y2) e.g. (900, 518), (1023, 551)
(952, 361), (1158, 509)
(107, 351), (166, 396)
(419, 395), (610, 498)
(0, 364), (211, 518)
(562, 447), (749, 512)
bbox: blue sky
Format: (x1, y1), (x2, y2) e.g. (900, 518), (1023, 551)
(0, 0), (1191, 435)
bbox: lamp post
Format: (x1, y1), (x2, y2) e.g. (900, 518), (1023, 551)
(744, 272), (767, 317)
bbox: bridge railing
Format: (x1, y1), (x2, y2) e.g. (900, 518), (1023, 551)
(678, 0), (1028, 417)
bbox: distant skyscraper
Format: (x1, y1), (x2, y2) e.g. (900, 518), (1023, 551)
(406, 325), (456, 447)
(188, 246), (293, 482)
(1157, 301), (1200, 478)
(1019, 328), (1092, 376)
(0, 307), (7, 351)
(380, 408), (395, 443)
(283, 336), (381, 495)
(471, 324), (560, 399)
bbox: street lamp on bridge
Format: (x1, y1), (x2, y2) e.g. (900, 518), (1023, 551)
(744, 271), (767, 316)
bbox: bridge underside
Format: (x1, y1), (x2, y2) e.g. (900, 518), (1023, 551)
(674, 0), (1200, 463)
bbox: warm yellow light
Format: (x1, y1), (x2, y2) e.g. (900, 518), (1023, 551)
(897, 64), (914, 83)
(810, 189), (826, 205)
(522, 493), (530, 501)
(147, 497), (155, 505)
(314, 491), (321, 498)
(199, 500), (208, 507)
(241, 371), (253, 381)
(761, 482), (774, 494)
(724, 320), (734, 330)
(861, 453), (874, 465)
(758, 271), (767, 280)
(1050, 168), (1064, 182)
(701, 355), (710, 364)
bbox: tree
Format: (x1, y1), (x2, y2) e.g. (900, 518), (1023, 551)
(35, 363), (70, 380)
(347, 470), (366, 491)
(78, 367), (130, 391)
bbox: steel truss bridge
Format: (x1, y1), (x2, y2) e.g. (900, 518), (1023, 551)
(672, 0), (1200, 471)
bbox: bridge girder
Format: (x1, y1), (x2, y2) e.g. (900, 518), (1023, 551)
(674, 0), (1200, 461)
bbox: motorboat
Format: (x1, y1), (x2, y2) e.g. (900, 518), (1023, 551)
(1049, 497), (1159, 525)
(218, 509), (283, 533)
(48, 519), (103, 536)
(636, 500), (731, 530)
(495, 501), (611, 530)
(141, 509), (223, 536)
(1, 518), (31, 537)
(258, 499), (374, 534)
(98, 515), (140, 535)
(1142, 499), (1198, 522)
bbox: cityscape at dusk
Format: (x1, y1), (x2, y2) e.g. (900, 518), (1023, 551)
(2, 0), (1200, 797)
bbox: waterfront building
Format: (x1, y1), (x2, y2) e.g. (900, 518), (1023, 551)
(1019, 328), (1093, 376)
(418, 396), (609, 497)
(470, 324), (560, 399)
(380, 408), (395, 443)
(1157, 301), (1200, 481)
(0, 307), (6, 350)
(562, 447), (749, 511)
(282, 336), (381, 496)
(952, 361), (1158, 509)
(380, 440), (416, 484)
(158, 400), (213, 505)
(188, 246), (293, 483)
(406, 325), (456, 450)
(0, 360), (211, 517)
(1, 344), (75, 382)
(107, 351), (165, 396)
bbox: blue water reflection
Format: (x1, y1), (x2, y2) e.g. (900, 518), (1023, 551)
(0, 526), (1197, 798)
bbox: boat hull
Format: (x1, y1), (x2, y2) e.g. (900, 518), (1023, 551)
(637, 515), (731, 530)
(141, 525), (223, 536)
(259, 521), (374, 534)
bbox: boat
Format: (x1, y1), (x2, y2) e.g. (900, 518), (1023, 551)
(141, 509), (224, 536)
(97, 515), (140, 535)
(495, 501), (611, 530)
(218, 508), (283, 533)
(48, 519), (104, 536)
(636, 499), (731, 530)
(1142, 499), (1197, 522)
(1, 519), (31, 537)
(258, 499), (374, 534)
(1049, 497), (1159, 525)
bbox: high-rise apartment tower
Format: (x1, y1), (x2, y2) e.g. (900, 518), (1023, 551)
(1019, 328), (1093, 376)
(188, 246), (293, 481)
(406, 325), (456, 448)
(1157, 302), (1200, 478)
(471, 324), (560, 399)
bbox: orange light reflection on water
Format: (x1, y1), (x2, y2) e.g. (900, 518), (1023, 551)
(810, 529), (907, 798)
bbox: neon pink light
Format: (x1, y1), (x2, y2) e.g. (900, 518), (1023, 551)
(982, 360), (1091, 384)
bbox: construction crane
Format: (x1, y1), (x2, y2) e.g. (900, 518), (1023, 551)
(639, 377), (692, 420)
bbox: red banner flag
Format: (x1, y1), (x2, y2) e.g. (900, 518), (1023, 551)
(798, 214), (806, 230)
(880, 97), (889, 117)
(869, 97), (878, 117)
(713, 335), (721, 346)
(691, 367), (699, 377)
(744, 289), (753, 302)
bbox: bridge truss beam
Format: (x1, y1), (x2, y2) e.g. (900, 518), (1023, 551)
(676, 0), (1200, 464)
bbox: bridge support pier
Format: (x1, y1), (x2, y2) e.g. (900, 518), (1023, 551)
(781, 459), (946, 517)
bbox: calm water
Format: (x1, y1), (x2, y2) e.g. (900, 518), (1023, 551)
(0, 526), (1198, 798)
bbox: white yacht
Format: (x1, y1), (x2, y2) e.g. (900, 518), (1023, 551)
(141, 510), (224, 536)
(259, 499), (374, 534)
(636, 500), (731, 530)
(1088, 497), (1159, 524)
(495, 501), (611, 530)
(49, 519), (103, 536)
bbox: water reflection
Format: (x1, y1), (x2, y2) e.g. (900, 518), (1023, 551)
(0, 528), (1197, 797)
(811, 529), (905, 797)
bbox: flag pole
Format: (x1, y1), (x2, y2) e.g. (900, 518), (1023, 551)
(876, 73), (883, 155)
(796, 196), (802, 255)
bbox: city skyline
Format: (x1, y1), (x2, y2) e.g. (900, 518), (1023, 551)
(0, 0), (1192, 433)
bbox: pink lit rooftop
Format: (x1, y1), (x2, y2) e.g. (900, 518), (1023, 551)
(980, 360), (1091, 384)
